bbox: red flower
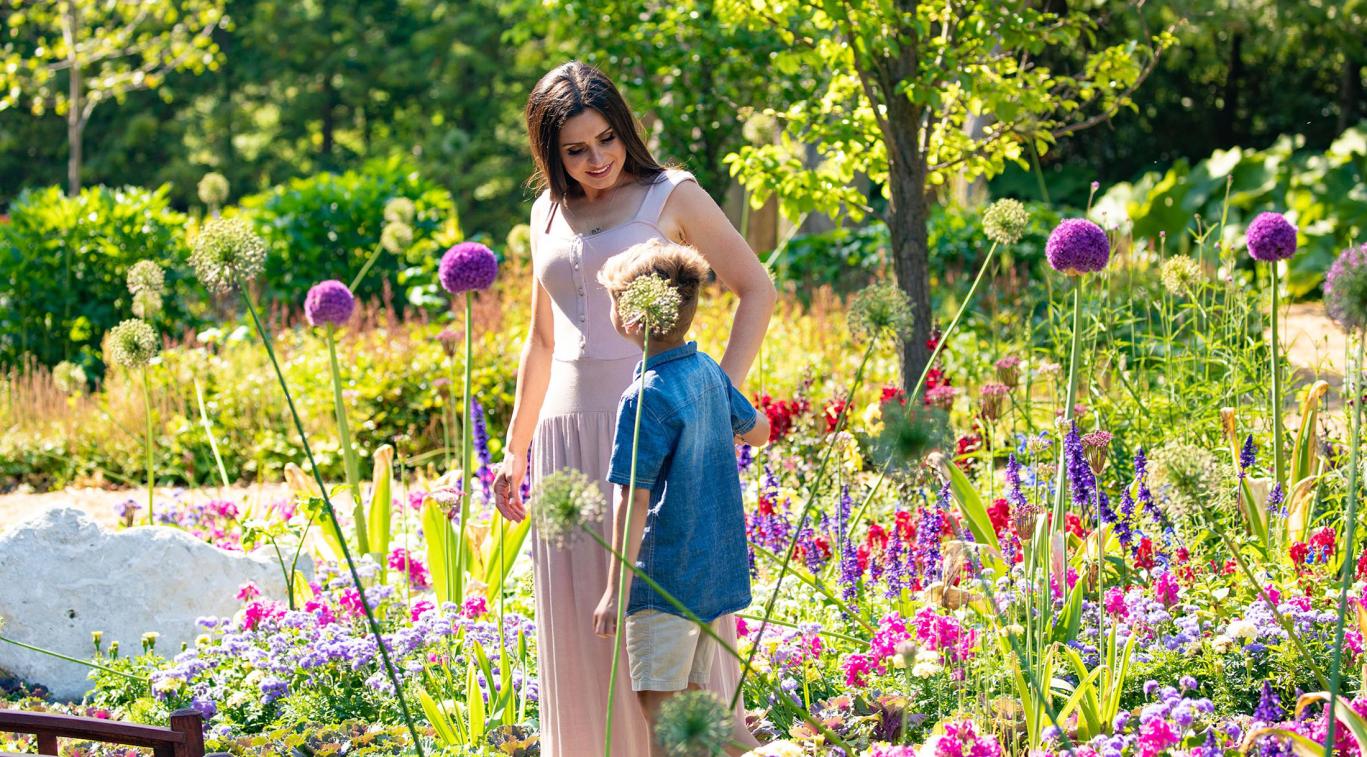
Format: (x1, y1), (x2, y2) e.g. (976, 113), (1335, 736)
(856, 544), (871, 572)
(1357, 549), (1367, 581)
(865, 523), (889, 552)
(1175, 546), (1190, 563)
(894, 510), (915, 540)
(1134, 537), (1156, 570)
(988, 498), (1011, 536)
(881, 385), (908, 406)
(1064, 512), (1089, 539)
(824, 397), (848, 433)
(813, 535), (833, 561)
(757, 495), (776, 516)
(1311, 527), (1337, 562)
(1289, 541), (1309, 565)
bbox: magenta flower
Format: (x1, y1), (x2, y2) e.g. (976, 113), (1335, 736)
(439, 241), (499, 294)
(1246, 211), (1298, 262)
(304, 280), (356, 326)
(1046, 218), (1110, 275)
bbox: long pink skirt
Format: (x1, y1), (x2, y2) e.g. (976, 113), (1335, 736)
(530, 356), (745, 756)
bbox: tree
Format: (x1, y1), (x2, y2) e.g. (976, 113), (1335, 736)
(0, 0), (225, 195)
(719, 0), (1172, 385)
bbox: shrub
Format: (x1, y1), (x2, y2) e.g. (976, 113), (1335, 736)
(238, 156), (458, 306)
(0, 185), (194, 372)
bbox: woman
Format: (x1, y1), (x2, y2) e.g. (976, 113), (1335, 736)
(492, 61), (775, 755)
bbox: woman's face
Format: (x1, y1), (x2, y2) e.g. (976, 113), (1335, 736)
(558, 109), (627, 194)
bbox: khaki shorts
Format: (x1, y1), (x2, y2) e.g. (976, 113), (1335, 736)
(625, 609), (721, 692)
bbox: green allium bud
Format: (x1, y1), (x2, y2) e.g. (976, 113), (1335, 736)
(132, 289), (163, 319)
(126, 260), (166, 296)
(108, 319), (159, 368)
(198, 172), (230, 208)
(982, 198), (1030, 245)
(383, 197), (416, 225)
(53, 360), (87, 394)
(190, 217), (268, 293)
(1160, 255), (1203, 297)
(848, 280), (914, 342)
(617, 274), (683, 338)
(531, 468), (607, 548)
(380, 222), (413, 254)
(654, 690), (731, 757)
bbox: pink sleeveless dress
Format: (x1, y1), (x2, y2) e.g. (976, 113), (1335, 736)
(529, 168), (746, 755)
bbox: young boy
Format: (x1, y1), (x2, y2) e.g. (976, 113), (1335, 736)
(592, 238), (770, 755)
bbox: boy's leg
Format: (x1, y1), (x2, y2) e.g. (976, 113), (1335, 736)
(689, 619), (761, 755)
(637, 689), (678, 757)
(627, 610), (698, 756)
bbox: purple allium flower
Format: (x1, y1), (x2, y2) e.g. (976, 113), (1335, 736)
(1246, 212), (1298, 262)
(304, 280), (355, 327)
(439, 241), (499, 294)
(1325, 243), (1367, 332)
(1046, 218), (1110, 275)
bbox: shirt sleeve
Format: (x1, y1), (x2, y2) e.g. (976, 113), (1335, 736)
(728, 379), (759, 436)
(607, 392), (677, 489)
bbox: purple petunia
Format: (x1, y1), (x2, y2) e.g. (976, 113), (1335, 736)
(304, 280), (355, 327)
(1046, 218), (1110, 275)
(439, 241), (499, 294)
(1246, 211), (1298, 262)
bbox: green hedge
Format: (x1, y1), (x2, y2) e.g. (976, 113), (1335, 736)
(0, 185), (195, 373)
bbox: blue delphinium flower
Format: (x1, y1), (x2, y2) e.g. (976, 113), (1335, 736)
(1239, 434), (1256, 476)
(1254, 680), (1284, 722)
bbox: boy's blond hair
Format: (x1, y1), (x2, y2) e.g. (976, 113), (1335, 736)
(598, 238), (710, 341)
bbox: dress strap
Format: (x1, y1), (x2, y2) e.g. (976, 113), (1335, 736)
(635, 169), (696, 224)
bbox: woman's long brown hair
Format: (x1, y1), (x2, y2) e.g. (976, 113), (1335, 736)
(524, 61), (665, 203)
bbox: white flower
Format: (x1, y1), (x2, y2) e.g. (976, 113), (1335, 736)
(1211, 635), (1234, 653)
(1227, 618), (1257, 641)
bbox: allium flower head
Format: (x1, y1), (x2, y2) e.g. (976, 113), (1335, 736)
(436, 327), (461, 357)
(926, 384), (957, 410)
(190, 217), (268, 293)
(616, 273), (683, 337)
(1046, 218), (1110, 275)
(304, 280), (356, 327)
(982, 198), (1029, 245)
(1245, 211), (1298, 262)
(383, 197), (416, 225)
(654, 690), (731, 757)
(1160, 255), (1202, 297)
(994, 356), (1021, 388)
(126, 260), (165, 296)
(108, 318), (159, 368)
(531, 468), (606, 546)
(849, 280), (914, 342)
(52, 360), (87, 394)
(1149, 441), (1229, 533)
(131, 289), (163, 319)
(197, 172), (229, 208)
(873, 405), (948, 471)
(439, 241), (499, 294)
(1325, 243), (1367, 332)
(380, 222), (413, 254)
(979, 383), (1009, 421)
(1082, 430), (1113, 476)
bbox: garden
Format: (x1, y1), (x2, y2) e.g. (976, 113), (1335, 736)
(2, 1), (1367, 756)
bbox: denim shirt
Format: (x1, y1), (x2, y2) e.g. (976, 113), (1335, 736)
(607, 341), (757, 623)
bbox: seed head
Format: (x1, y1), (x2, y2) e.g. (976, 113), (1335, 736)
(849, 280), (914, 342)
(617, 274), (682, 336)
(654, 690), (731, 757)
(531, 468), (606, 547)
(197, 172), (229, 208)
(1160, 256), (1202, 297)
(126, 260), (166, 296)
(132, 289), (163, 319)
(982, 198), (1030, 245)
(380, 222), (413, 254)
(383, 197), (416, 225)
(190, 217), (268, 293)
(108, 318), (159, 368)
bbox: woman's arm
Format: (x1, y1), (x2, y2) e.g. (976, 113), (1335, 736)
(493, 204), (556, 522)
(664, 181), (777, 391)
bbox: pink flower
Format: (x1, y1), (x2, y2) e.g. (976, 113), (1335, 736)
(240, 598), (284, 630)
(842, 652), (882, 687)
(735, 616), (749, 637)
(1154, 571), (1179, 606)
(1138, 718), (1181, 757)
(339, 587), (366, 618)
(304, 598), (336, 626)
(410, 599), (435, 622)
(388, 548), (431, 589)
(461, 596), (488, 619)
(871, 612), (910, 660)
(1105, 587), (1128, 617)
(935, 720), (1005, 757)
(235, 582), (261, 602)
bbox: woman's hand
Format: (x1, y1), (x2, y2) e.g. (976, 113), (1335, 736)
(493, 453), (528, 522)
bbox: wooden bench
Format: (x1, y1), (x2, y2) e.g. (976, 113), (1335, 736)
(0, 707), (211, 756)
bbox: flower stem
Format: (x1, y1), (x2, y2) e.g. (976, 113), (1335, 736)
(604, 328), (650, 757)
(1052, 282), (1084, 531)
(349, 242), (386, 293)
(193, 377), (232, 491)
(0, 635), (147, 683)
(910, 241), (1000, 402)
(141, 367), (155, 526)
(456, 292), (475, 604)
(327, 326), (369, 555)
(1270, 262), (1286, 489)
(1324, 331), (1365, 757)
(731, 338), (877, 710)
(238, 286), (425, 756)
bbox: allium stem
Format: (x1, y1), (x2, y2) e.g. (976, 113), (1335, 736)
(326, 326), (369, 555)
(349, 241), (386, 293)
(1052, 283), (1084, 535)
(238, 285), (425, 756)
(604, 327), (650, 757)
(193, 377), (232, 491)
(911, 241), (1000, 402)
(0, 635), (147, 683)
(1270, 263), (1286, 488)
(1325, 332), (1365, 757)
(456, 291), (474, 603)
(141, 367), (155, 526)
(731, 337), (877, 710)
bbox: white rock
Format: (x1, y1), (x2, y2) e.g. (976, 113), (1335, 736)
(0, 507), (309, 700)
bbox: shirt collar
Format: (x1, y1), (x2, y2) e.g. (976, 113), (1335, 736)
(634, 341), (698, 377)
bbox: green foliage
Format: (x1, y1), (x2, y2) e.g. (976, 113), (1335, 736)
(1096, 124), (1367, 297)
(0, 185), (195, 371)
(239, 157), (458, 306)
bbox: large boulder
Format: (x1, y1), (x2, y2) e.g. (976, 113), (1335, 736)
(0, 507), (308, 700)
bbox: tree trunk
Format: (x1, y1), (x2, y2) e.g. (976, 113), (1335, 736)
(64, 0), (83, 196)
(320, 77), (337, 160)
(1340, 57), (1364, 133)
(886, 155), (933, 391)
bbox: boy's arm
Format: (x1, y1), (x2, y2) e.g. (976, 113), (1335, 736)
(594, 484), (651, 637)
(739, 413), (770, 448)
